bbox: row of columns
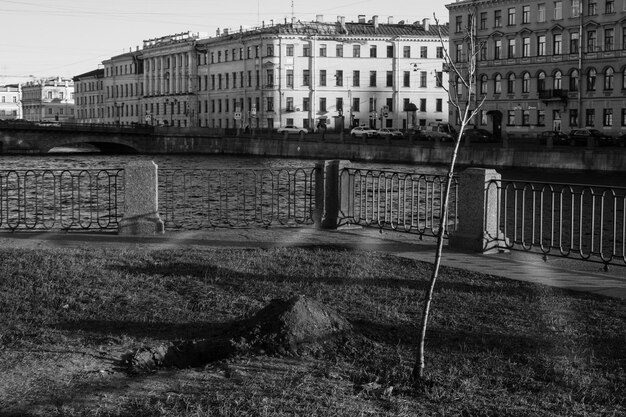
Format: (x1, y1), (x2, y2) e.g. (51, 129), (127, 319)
(143, 52), (193, 96)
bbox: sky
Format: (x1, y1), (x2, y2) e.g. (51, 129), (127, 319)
(0, 0), (450, 84)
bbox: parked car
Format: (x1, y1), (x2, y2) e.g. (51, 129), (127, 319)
(276, 125), (308, 135)
(419, 123), (456, 142)
(460, 128), (497, 143)
(376, 128), (403, 138)
(567, 128), (614, 146)
(539, 131), (569, 146)
(350, 126), (378, 138)
(36, 121), (61, 127)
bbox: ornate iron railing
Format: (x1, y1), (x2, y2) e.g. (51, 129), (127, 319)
(338, 168), (459, 237)
(0, 169), (124, 231)
(488, 179), (626, 266)
(159, 167), (318, 229)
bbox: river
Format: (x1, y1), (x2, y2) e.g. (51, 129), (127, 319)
(1, 151), (625, 187)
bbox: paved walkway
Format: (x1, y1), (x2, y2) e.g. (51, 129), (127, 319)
(1, 226), (624, 300)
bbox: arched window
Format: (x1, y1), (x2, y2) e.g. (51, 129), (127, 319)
(604, 67), (614, 90)
(622, 67), (626, 90)
(587, 68), (597, 91)
(537, 71), (546, 92)
(507, 73), (516, 94)
(522, 72), (531, 93)
(456, 76), (463, 95)
(569, 69), (579, 91)
(480, 74), (488, 94)
(553, 70), (562, 90)
(494, 73), (502, 94)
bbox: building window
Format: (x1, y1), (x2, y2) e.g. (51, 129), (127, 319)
(507, 110), (515, 125)
(370, 45), (377, 57)
(587, 30), (597, 52)
(303, 45), (310, 56)
(604, 67), (614, 90)
(435, 71), (443, 87)
(522, 110), (530, 125)
(319, 44), (327, 57)
(337, 97), (344, 114)
(319, 97), (326, 112)
(336, 44), (343, 57)
(494, 73), (502, 93)
(420, 46), (428, 58)
(436, 98), (443, 112)
(494, 39), (502, 59)
(334, 70), (343, 87)
(353, 98), (360, 112)
(385, 98), (392, 113)
(554, 1), (562, 19)
(419, 98), (426, 112)
(353, 45), (360, 57)
(522, 37), (530, 57)
(480, 74), (488, 94)
(456, 43), (464, 61)
(508, 7), (516, 25)
(508, 39), (516, 58)
(588, 0), (598, 15)
(606, 0), (615, 13)
(537, 71), (546, 92)
(386, 71), (393, 87)
(570, 32), (579, 54)
(420, 71), (427, 87)
(553, 34), (562, 55)
(522, 5), (530, 23)
(538, 110), (546, 126)
(403, 46), (411, 58)
(387, 45), (394, 58)
(522, 72), (530, 93)
(586, 108), (595, 126)
(605, 28), (614, 51)
(571, 0), (581, 16)
(587, 68), (597, 90)
(370, 71), (377, 87)
(303, 70), (310, 86)
(286, 70), (293, 88)
(266, 97), (274, 112)
(622, 108), (626, 126)
(570, 69), (579, 91)
(554, 70), (562, 90)
(603, 108), (613, 126)
(538, 3), (546, 22)
(303, 97), (310, 111)
(480, 12), (487, 29)
(436, 47), (443, 58)
(320, 70), (327, 87)
(266, 69), (273, 87)
(353, 70), (360, 87)
(494, 10), (502, 27)
(507, 73), (516, 93)
(369, 97), (376, 113)
(537, 35), (546, 55)
(455, 15), (463, 32)
(286, 45), (294, 56)
(569, 109), (578, 126)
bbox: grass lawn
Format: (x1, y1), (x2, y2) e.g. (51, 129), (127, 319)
(0, 246), (624, 416)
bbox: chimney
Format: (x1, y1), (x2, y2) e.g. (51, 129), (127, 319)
(338, 16), (348, 34)
(372, 15), (379, 30)
(216, 28), (221, 36)
(224, 28), (229, 35)
(388, 16), (394, 24)
(422, 18), (430, 31)
(316, 14), (324, 22)
(358, 15), (366, 23)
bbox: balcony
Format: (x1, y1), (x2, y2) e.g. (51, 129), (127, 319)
(538, 89), (568, 103)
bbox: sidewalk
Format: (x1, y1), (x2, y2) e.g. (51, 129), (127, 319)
(1, 226), (624, 300)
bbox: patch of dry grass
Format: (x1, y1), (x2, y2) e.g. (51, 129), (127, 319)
(0, 246), (624, 416)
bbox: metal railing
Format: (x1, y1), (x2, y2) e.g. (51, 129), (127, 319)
(338, 168), (458, 237)
(488, 179), (626, 266)
(159, 167), (318, 229)
(0, 169), (124, 231)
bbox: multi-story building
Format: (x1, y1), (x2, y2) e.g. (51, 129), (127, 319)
(0, 85), (21, 120)
(195, 15), (449, 131)
(102, 49), (144, 125)
(80, 18), (449, 130)
(21, 77), (75, 123)
(73, 69), (105, 124)
(447, 0), (626, 139)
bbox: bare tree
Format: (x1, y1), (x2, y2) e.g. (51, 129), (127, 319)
(412, 12), (486, 382)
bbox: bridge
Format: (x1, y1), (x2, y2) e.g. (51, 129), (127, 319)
(1, 122), (625, 172)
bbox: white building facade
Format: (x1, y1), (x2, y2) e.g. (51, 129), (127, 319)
(196, 16), (450, 131)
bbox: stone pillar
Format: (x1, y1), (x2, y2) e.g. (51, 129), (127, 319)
(313, 160), (349, 229)
(118, 161), (165, 235)
(449, 168), (508, 253)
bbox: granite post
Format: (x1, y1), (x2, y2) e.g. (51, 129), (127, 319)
(118, 161), (165, 235)
(313, 160), (349, 229)
(449, 168), (508, 253)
